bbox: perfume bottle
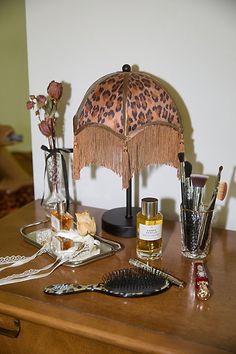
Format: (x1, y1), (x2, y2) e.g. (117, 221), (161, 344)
(51, 201), (73, 232)
(136, 197), (163, 260)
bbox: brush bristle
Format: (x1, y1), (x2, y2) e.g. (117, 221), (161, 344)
(184, 161), (192, 178)
(104, 268), (166, 293)
(178, 152), (185, 163)
(191, 174), (209, 188)
(217, 182), (227, 201)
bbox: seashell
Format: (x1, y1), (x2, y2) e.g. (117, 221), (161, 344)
(75, 211), (97, 236)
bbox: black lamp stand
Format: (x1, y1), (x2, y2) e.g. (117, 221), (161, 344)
(101, 179), (141, 238)
(102, 63), (141, 237)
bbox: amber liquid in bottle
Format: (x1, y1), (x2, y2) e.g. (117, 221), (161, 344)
(51, 202), (73, 232)
(136, 198), (163, 260)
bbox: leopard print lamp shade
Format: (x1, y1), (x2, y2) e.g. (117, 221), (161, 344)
(73, 65), (184, 189)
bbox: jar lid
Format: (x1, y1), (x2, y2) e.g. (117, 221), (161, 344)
(141, 197), (158, 218)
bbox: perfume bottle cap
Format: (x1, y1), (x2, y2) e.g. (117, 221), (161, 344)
(56, 201), (66, 215)
(141, 197), (158, 218)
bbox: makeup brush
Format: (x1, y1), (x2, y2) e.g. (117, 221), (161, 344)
(200, 166), (223, 251)
(184, 161), (192, 209)
(191, 174), (209, 211)
(185, 174), (208, 253)
(184, 161), (192, 178)
(178, 152), (185, 173)
(207, 166), (223, 211)
(199, 180), (227, 251)
(178, 152), (185, 207)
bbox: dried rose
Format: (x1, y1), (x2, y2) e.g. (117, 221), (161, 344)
(75, 211), (96, 236)
(26, 101), (35, 110)
(36, 95), (47, 107)
(38, 117), (55, 137)
(47, 81), (63, 100)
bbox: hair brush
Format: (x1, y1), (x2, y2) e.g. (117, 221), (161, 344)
(44, 268), (170, 298)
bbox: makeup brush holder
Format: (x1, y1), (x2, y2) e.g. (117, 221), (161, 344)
(180, 205), (214, 259)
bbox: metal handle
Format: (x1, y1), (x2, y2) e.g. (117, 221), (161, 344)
(0, 318), (20, 338)
(44, 283), (102, 295)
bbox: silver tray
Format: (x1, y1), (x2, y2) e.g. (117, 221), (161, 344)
(20, 220), (122, 267)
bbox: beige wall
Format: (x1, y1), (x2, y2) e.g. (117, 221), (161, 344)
(0, 0), (31, 151)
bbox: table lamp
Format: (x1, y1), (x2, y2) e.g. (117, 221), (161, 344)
(73, 64), (184, 237)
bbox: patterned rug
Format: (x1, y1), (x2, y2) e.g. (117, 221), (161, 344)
(0, 152), (34, 219)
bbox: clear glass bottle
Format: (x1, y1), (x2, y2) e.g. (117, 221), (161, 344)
(51, 201), (73, 232)
(42, 151), (66, 217)
(136, 197), (163, 260)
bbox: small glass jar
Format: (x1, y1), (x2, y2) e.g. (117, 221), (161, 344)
(136, 197), (163, 260)
(51, 201), (73, 232)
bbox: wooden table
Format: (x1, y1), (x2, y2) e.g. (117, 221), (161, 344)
(0, 201), (235, 354)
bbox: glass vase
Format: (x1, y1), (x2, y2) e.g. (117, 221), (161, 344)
(42, 151), (66, 216)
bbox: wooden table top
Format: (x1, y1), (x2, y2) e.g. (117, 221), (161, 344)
(0, 201), (235, 354)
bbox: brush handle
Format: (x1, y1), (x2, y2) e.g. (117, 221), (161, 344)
(184, 178), (192, 209)
(210, 166), (223, 203)
(199, 209), (214, 252)
(181, 181), (186, 207)
(180, 172), (186, 208)
(184, 161), (193, 209)
(44, 283), (104, 295)
(200, 166), (223, 250)
(178, 153), (186, 207)
(192, 186), (203, 211)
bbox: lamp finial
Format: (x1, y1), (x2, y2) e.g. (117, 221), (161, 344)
(122, 64), (131, 72)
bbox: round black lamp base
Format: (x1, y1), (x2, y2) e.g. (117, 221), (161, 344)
(102, 207), (141, 238)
